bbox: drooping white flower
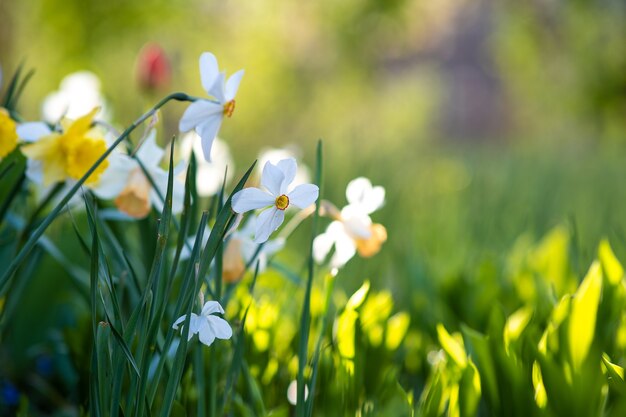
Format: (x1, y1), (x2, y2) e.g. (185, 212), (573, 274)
(232, 158), (319, 244)
(42, 71), (110, 123)
(92, 130), (185, 218)
(313, 177), (387, 270)
(179, 52), (244, 162)
(172, 301), (232, 347)
(179, 131), (234, 197)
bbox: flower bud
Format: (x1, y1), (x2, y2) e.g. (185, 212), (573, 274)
(136, 43), (171, 93)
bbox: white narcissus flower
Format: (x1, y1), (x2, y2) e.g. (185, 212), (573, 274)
(313, 177), (387, 270)
(18, 108), (110, 187)
(92, 130), (185, 218)
(172, 301), (232, 347)
(232, 158), (319, 244)
(179, 52), (244, 162)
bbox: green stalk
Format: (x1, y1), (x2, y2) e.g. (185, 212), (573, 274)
(296, 140), (323, 417)
(306, 272), (335, 417)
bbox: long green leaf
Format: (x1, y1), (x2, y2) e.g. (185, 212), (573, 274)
(296, 140), (323, 417)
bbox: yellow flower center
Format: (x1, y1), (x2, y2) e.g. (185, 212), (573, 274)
(275, 194), (289, 210)
(223, 100), (236, 118)
(0, 108), (18, 159)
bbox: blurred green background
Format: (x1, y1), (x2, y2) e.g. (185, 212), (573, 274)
(2, 0), (626, 316)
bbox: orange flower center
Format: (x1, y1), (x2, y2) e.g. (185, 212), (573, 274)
(223, 100), (236, 117)
(275, 194), (289, 210)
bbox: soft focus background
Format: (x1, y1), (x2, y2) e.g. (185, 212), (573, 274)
(3, 0), (626, 331)
(4, 0), (625, 277)
(2, 0), (626, 413)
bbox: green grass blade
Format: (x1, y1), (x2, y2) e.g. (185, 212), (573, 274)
(134, 140), (176, 417)
(221, 261), (261, 415)
(296, 140), (323, 417)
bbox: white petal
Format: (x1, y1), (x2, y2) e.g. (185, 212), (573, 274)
(232, 188), (275, 213)
(17, 122), (51, 142)
(254, 207), (284, 244)
(148, 166), (185, 215)
(136, 130), (164, 166)
(25, 159), (44, 185)
(207, 316), (233, 339)
(148, 169), (168, 214)
(197, 320), (216, 346)
(225, 69), (244, 101)
(171, 178), (185, 215)
(201, 300), (225, 316)
(225, 213), (244, 238)
(331, 232), (356, 269)
(287, 380), (309, 406)
(346, 177), (385, 214)
(313, 231), (335, 263)
(261, 161), (285, 196)
(178, 100), (222, 132)
(340, 206), (373, 239)
(209, 72), (227, 103)
(173, 313), (200, 341)
(172, 315), (186, 330)
(288, 184), (319, 208)
(91, 153), (135, 199)
(276, 158), (297, 193)
(197, 115), (223, 162)
(199, 52), (220, 96)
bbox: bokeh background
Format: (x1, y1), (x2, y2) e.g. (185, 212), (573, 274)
(2, 0), (626, 362)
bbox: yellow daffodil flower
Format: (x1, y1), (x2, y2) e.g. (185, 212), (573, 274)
(19, 108), (108, 186)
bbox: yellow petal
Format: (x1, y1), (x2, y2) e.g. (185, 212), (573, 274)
(64, 107), (100, 138)
(0, 108), (19, 158)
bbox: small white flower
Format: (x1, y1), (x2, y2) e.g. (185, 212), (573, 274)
(172, 300), (233, 347)
(231, 158), (319, 244)
(179, 52), (244, 162)
(313, 177), (387, 270)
